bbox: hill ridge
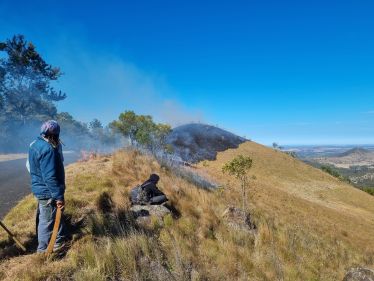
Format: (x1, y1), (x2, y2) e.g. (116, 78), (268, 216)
(338, 147), (371, 157)
(167, 123), (246, 163)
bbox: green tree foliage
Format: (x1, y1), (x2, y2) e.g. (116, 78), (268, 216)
(285, 151), (297, 158)
(0, 35), (66, 123)
(222, 155), (253, 210)
(110, 110), (172, 152)
(89, 118), (103, 141)
(56, 112), (89, 136)
(320, 165), (351, 183)
(109, 111), (138, 145)
(321, 165), (341, 178)
(56, 113), (117, 150)
(89, 118), (117, 147)
(362, 187), (374, 196)
(0, 35), (120, 152)
(153, 123), (173, 152)
(89, 118), (103, 130)
(0, 35), (66, 151)
(55, 112), (90, 148)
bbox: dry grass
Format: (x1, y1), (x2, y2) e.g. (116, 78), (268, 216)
(198, 141), (374, 280)
(0, 143), (373, 280)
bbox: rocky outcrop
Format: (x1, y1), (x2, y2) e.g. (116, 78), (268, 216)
(222, 206), (256, 233)
(130, 204), (171, 227)
(138, 257), (175, 280)
(343, 267), (374, 281)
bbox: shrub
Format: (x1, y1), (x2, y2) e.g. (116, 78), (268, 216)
(222, 155), (253, 210)
(362, 187), (374, 196)
(320, 165), (351, 183)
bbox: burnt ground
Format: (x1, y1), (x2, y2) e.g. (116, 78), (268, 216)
(167, 123), (247, 163)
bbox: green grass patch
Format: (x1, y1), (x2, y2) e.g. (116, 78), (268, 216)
(362, 187), (374, 196)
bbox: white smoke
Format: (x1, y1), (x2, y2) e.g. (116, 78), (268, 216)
(51, 39), (204, 127)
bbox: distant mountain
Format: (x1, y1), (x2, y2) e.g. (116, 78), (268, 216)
(167, 123), (247, 163)
(338, 147), (371, 157)
(309, 146), (374, 173)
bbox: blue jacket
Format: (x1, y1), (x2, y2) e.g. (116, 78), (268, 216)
(28, 137), (65, 201)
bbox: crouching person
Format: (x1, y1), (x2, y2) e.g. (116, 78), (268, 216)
(131, 174), (168, 205)
(28, 120), (66, 253)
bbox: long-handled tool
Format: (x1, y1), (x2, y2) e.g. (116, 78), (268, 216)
(45, 207), (62, 256)
(0, 220), (26, 252)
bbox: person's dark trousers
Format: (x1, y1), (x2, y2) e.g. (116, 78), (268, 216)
(150, 195), (168, 205)
(36, 199), (66, 253)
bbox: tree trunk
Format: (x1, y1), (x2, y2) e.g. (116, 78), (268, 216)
(242, 176), (248, 211)
(242, 185), (245, 210)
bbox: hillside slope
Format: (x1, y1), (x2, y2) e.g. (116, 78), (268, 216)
(199, 142), (374, 275)
(0, 143), (373, 280)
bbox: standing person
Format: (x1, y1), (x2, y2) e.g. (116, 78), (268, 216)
(28, 120), (66, 253)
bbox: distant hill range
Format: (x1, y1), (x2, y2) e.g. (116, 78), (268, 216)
(167, 123), (247, 163)
(311, 146), (374, 169)
(337, 147), (371, 157)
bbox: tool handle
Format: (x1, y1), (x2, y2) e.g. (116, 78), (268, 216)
(0, 220), (26, 252)
(46, 207), (62, 256)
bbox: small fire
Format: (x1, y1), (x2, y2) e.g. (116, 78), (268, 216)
(79, 150), (97, 162)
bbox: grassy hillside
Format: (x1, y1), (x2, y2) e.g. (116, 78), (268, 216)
(199, 142), (374, 278)
(0, 142), (373, 280)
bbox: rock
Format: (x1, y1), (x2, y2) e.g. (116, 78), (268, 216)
(343, 267), (374, 281)
(138, 257), (175, 280)
(222, 206), (256, 233)
(190, 269), (201, 281)
(130, 204), (171, 227)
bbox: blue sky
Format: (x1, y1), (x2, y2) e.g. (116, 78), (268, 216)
(1, 0), (374, 145)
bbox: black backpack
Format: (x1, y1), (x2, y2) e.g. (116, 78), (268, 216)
(130, 183), (150, 205)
